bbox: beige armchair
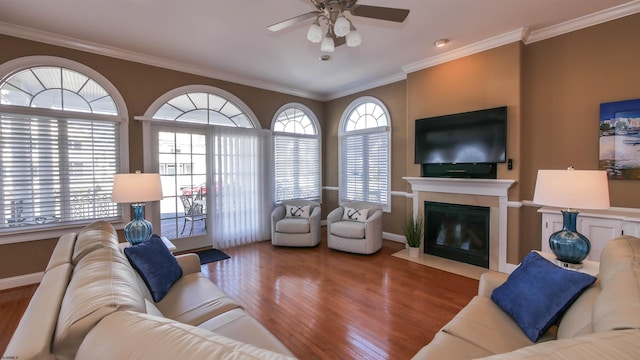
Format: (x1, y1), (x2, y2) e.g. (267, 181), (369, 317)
(271, 200), (321, 247)
(327, 201), (383, 254)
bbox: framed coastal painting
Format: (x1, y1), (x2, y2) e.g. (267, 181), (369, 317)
(599, 98), (640, 179)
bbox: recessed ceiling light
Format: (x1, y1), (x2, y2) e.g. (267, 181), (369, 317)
(319, 55), (331, 61)
(434, 39), (449, 48)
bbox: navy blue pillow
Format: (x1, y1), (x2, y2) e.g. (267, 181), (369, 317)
(124, 235), (183, 302)
(491, 251), (596, 342)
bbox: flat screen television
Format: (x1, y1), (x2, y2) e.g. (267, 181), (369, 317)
(414, 106), (507, 165)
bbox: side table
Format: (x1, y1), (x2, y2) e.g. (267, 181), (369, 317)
(118, 236), (176, 252)
(534, 251), (599, 277)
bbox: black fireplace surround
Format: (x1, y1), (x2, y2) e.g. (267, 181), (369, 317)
(424, 201), (490, 268)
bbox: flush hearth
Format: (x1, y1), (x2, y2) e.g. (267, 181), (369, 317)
(424, 201), (490, 268)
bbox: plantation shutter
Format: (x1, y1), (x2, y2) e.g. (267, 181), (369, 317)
(274, 134), (320, 202)
(0, 113), (121, 231)
(340, 128), (389, 206)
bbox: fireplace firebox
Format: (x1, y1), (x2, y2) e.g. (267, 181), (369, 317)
(424, 201), (490, 268)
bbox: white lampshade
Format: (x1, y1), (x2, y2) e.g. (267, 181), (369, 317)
(333, 15), (350, 37)
(306, 20), (323, 43)
(111, 172), (163, 203)
(533, 169), (610, 210)
(346, 27), (361, 47)
(320, 33), (335, 52)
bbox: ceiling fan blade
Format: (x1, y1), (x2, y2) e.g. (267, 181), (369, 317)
(349, 5), (410, 22)
(267, 11), (320, 32)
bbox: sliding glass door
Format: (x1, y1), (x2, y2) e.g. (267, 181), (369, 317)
(153, 126), (209, 244)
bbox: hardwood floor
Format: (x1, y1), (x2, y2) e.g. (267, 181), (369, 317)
(0, 285), (36, 355)
(0, 236), (478, 359)
(202, 238), (478, 359)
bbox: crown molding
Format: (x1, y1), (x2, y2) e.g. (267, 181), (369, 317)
(332, 0), (640, 97)
(2, 0), (639, 102)
(0, 21), (323, 101)
(394, 1), (640, 84)
(401, 28), (527, 75)
(526, 0), (640, 44)
(322, 71), (407, 101)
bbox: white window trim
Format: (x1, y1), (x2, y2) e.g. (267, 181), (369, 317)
(135, 85), (263, 247)
(271, 102), (322, 204)
(0, 56), (130, 244)
(136, 84), (260, 127)
(136, 85), (261, 173)
(338, 96), (391, 212)
(271, 102), (321, 136)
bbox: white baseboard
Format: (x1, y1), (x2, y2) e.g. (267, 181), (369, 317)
(0, 272), (43, 291)
(384, 232), (406, 243)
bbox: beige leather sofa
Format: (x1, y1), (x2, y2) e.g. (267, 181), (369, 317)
(4, 221), (295, 360)
(412, 235), (640, 359)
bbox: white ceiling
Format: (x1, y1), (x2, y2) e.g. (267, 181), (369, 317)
(0, 0), (638, 101)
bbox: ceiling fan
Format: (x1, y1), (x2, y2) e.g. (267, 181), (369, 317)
(267, 0), (410, 52)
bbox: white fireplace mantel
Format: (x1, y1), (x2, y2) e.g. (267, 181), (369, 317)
(404, 177), (515, 197)
(403, 177), (516, 273)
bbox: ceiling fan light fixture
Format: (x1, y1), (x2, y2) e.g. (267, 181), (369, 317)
(269, 1), (410, 52)
(333, 14), (351, 37)
(321, 34), (335, 52)
(307, 19), (323, 43)
(346, 25), (361, 47)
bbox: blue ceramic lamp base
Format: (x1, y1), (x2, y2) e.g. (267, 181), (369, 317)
(549, 210), (590, 269)
(124, 203), (153, 245)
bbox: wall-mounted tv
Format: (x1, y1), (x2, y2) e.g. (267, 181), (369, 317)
(414, 106), (507, 165)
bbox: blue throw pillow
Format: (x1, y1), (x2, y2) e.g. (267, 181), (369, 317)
(491, 251), (596, 342)
(124, 234), (183, 302)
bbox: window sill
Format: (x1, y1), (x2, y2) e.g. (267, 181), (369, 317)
(0, 220), (126, 245)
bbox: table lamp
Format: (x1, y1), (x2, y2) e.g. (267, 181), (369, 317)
(111, 171), (163, 245)
(533, 167), (610, 268)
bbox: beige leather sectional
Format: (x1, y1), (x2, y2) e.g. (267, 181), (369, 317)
(7, 221), (640, 359)
(5, 221), (295, 360)
(412, 235), (640, 359)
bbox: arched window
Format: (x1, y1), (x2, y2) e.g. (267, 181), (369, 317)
(0, 56), (128, 239)
(272, 104), (321, 202)
(141, 85), (268, 248)
(339, 96), (390, 211)
(149, 88), (256, 128)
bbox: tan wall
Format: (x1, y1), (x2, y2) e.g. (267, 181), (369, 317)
(322, 80), (408, 235)
(405, 42), (523, 263)
(2, 12), (640, 280)
(521, 13), (640, 254)
(0, 239), (57, 279)
(0, 34), (323, 278)
(406, 42), (522, 189)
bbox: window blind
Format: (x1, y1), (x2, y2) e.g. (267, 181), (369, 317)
(274, 134), (320, 202)
(340, 130), (389, 207)
(0, 113), (121, 231)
